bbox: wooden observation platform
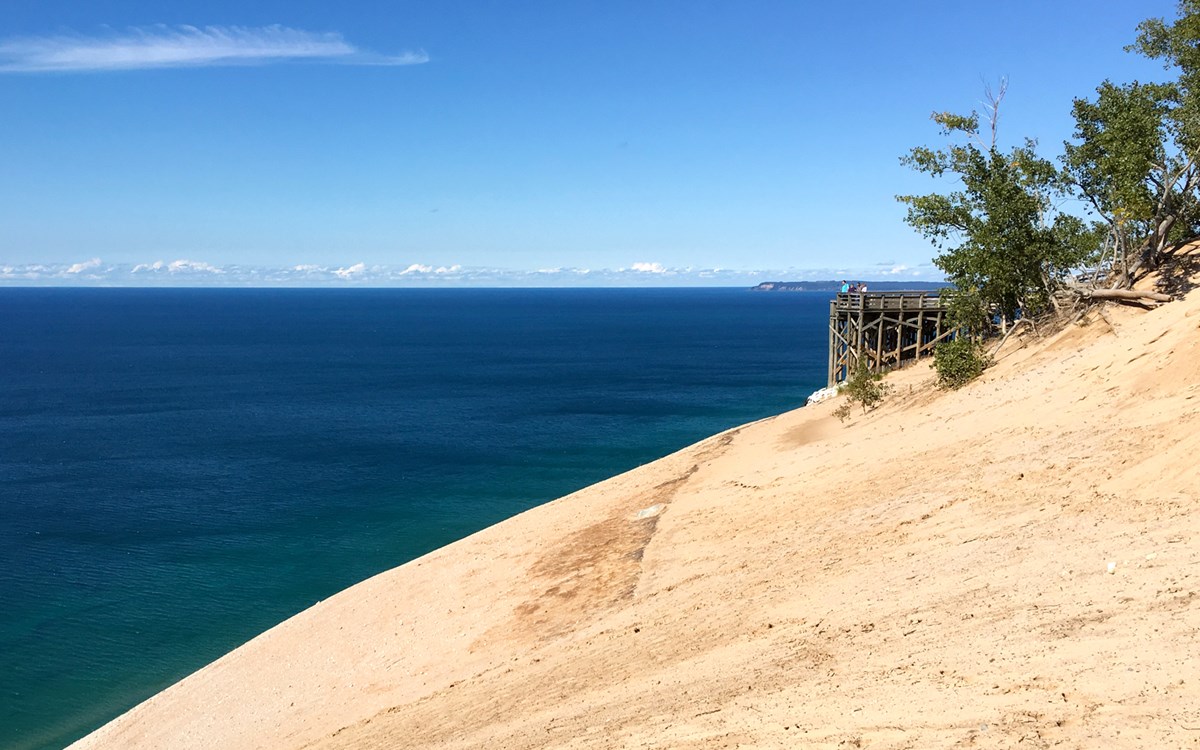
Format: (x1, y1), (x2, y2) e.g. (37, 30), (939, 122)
(828, 291), (954, 386)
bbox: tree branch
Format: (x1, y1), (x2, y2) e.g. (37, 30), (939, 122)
(1085, 288), (1171, 303)
(982, 77), (1008, 151)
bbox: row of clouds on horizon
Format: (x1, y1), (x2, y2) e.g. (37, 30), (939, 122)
(0, 259), (939, 287)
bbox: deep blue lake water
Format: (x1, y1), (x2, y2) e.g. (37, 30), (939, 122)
(0, 287), (830, 749)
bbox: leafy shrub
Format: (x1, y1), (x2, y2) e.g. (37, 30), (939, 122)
(832, 401), (853, 423)
(933, 337), (991, 389)
(842, 357), (890, 414)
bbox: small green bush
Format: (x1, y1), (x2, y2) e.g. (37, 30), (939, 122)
(832, 401), (853, 423)
(933, 337), (990, 389)
(842, 358), (890, 414)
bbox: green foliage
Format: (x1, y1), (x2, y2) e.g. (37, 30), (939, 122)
(898, 100), (1096, 322)
(941, 286), (991, 334)
(933, 337), (991, 390)
(897, 4), (1200, 311)
(1062, 79), (1195, 280)
(1064, 81), (1169, 222)
(832, 401), (853, 424)
(1060, 2), (1200, 279)
(842, 357), (890, 414)
(1131, 1), (1200, 156)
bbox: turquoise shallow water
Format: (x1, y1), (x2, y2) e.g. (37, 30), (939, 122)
(0, 287), (830, 749)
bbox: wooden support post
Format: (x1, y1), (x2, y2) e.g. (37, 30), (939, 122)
(878, 316), (888, 372)
(855, 308), (864, 371)
(892, 311), (903, 366)
(917, 309), (925, 357)
(828, 301), (836, 386)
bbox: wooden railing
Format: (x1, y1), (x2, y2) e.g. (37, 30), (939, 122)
(833, 292), (946, 312)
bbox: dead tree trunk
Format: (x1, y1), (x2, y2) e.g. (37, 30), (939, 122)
(1085, 289), (1172, 303)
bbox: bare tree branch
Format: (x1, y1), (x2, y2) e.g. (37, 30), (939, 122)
(982, 76), (1008, 151)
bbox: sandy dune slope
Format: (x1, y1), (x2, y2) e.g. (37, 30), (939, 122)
(72, 271), (1200, 749)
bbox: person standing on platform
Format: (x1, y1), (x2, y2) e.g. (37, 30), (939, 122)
(840, 280), (850, 293)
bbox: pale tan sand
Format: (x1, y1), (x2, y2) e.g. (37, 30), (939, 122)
(71, 261), (1200, 749)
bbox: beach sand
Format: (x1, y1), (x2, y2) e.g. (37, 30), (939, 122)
(71, 262), (1200, 749)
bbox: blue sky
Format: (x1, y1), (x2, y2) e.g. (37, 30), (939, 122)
(0, 1), (1178, 286)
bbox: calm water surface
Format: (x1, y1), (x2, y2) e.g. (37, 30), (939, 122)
(0, 287), (829, 749)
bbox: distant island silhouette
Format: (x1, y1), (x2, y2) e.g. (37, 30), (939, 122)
(751, 280), (946, 292)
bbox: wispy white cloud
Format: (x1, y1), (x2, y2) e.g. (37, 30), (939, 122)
(0, 25), (429, 73)
(334, 262), (367, 279)
(362, 51), (430, 66)
(132, 258), (224, 274)
(399, 263), (461, 275)
(66, 257), (102, 273)
(628, 261), (667, 274)
(535, 267), (593, 275)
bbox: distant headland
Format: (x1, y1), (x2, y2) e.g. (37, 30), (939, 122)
(751, 280), (946, 292)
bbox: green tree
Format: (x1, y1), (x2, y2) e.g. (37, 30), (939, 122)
(1043, 2), (1200, 292)
(1062, 81), (1174, 285)
(1056, 3), (1200, 287)
(898, 85), (1097, 326)
(1132, 0), (1200, 157)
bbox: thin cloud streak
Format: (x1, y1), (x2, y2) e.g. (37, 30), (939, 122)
(0, 25), (428, 72)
